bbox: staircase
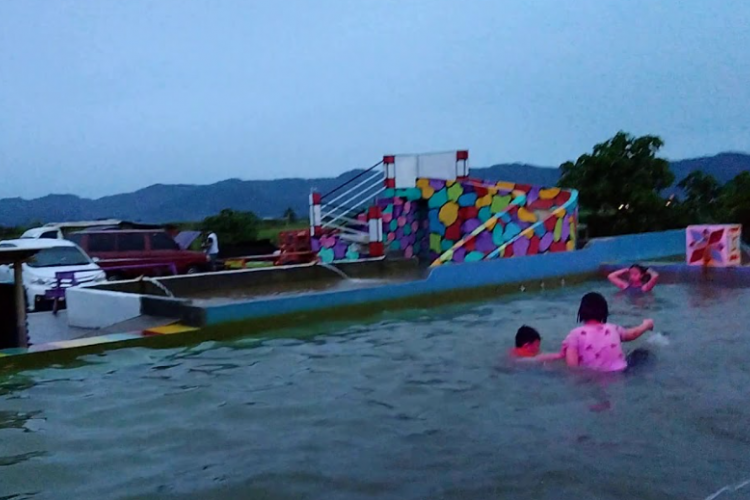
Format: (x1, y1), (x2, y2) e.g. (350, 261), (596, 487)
(309, 160), (386, 262)
(307, 150), (578, 264)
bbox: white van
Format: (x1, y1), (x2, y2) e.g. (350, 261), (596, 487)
(0, 239), (106, 311)
(21, 226), (63, 240)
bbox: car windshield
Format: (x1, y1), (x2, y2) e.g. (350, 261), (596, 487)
(26, 247), (91, 268)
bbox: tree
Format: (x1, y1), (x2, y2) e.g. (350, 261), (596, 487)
(201, 209), (259, 245)
(718, 172), (750, 240)
(677, 171), (722, 223)
(558, 131), (677, 236)
(282, 207), (298, 224)
(0, 225), (23, 240)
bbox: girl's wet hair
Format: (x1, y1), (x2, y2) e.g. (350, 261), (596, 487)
(577, 292), (609, 323)
(629, 264), (651, 283)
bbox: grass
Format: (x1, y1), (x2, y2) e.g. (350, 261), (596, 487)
(257, 221), (308, 243)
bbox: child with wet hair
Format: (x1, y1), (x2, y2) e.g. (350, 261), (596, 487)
(563, 292), (654, 372)
(511, 325), (563, 362)
(608, 264), (659, 292)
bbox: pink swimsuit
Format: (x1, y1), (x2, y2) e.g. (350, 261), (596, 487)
(562, 322), (628, 372)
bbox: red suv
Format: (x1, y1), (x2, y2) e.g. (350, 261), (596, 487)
(69, 230), (210, 279)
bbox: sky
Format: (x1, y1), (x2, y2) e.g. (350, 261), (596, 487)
(1, 0), (749, 200)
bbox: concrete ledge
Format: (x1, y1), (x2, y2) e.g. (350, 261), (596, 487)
(89, 258), (423, 298)
(67, 287), (143, 329)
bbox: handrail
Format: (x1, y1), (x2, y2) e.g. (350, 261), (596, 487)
(318, 200), (367, 215)
(320, 160), (384, 200)
(322, 171), (382, 208)
(328, 215), (367, 227)
(322, 188), (385, 220)
(321, 185), (386, 229)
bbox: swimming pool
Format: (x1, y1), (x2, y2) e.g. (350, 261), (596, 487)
(1, 280), (749, 500)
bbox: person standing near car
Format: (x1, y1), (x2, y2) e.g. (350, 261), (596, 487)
(203, 231), (220, 271)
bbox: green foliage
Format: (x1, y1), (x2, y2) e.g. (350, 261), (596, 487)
(677, 171), (722, 223)
(0, 226), (24, 240)
(558, 131), (678, 236)
(717, 172), (750, 238)
(201, 209), (260, 245)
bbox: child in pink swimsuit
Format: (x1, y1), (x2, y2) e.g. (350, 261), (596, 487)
(563, 292), (654, 372)
(607, 264), (659, 292)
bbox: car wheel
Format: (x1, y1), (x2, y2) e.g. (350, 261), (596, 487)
(107, 274), (124, 282)
(186, 266), (201, 275)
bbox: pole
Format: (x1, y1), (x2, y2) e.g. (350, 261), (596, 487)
(368, 206), (384, 257)
(310, 191), (322, 237)
(383, 155), (395, 188)
(13, 260), (28, 348)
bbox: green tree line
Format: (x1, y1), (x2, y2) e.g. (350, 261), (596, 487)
(558, 131), (750, 239)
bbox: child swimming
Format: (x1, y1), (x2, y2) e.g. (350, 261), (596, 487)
(511, 325), (563, 362)
(563, 292), (654, 372)
(607, 264), (659, 292)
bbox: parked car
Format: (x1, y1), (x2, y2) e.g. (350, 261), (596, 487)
(68, 230), (210, 279)
(0, 239), (107, 311)
(21, 226), (64, 240)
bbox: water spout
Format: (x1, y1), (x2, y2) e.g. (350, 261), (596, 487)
(318, 262), (351, 280)
(141, 276), (175, 298)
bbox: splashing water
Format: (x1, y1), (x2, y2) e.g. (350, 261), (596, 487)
(646, 332), (670, 347)
(141, 276), (175, 298)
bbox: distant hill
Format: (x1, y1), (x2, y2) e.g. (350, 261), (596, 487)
(0, 153), (747, 227)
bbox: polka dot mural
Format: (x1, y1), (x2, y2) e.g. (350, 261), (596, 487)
(378, 189), (429, 260)
(425, 179), (578, 266)
(311, 175), (577, 264)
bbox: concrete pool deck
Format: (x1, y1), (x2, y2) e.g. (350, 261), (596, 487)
(27, 311), (178, 344)
(0, 229), (717, 368)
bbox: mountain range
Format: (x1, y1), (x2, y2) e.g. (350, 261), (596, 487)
(0, 152), (747, 227)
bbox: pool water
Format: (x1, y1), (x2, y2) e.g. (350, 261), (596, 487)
(2, 282), (750, 500)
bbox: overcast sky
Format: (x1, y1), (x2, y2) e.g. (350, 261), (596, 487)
(1, 0), (749, 199)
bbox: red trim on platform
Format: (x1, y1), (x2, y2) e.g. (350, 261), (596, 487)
(368, 206), (382, 219)
(369, 241), (384, 257)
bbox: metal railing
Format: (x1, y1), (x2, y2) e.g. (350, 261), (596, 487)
(315, 160), (386, 243)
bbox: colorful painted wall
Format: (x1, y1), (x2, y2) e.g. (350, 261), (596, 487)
(311, 177), (577, 264)
(686, 224), (742, 267)
(417, 178), (577, 264)
(311, 224), (366, 263)
(378, 193), (429, 260)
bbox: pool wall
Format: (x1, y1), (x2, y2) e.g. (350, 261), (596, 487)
(65, 257), (422, 329)
(202, 229), (686, 326)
